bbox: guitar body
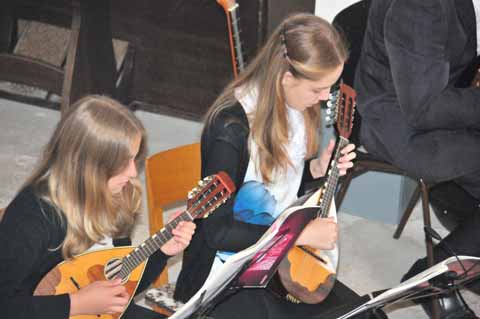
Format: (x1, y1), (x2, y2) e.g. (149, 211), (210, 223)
(277, 245), (337, 304)
(34, 247), (147, 319)
(274, 188), (338, 304)
(232, 185), (339, 304)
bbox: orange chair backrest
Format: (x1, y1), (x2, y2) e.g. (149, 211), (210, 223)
(145, 143), (201, 286)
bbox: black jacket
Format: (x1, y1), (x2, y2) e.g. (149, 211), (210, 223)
(355, 0), (480, 183)
(174, 103), (316, 302)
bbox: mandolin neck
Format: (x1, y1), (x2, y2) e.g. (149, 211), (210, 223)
(119, 211), (193, 276)
(317, 136), (349, 217)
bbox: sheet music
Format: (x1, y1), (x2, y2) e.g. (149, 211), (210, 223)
(169, 203), (302, 319)
(169, 188), (341, 318)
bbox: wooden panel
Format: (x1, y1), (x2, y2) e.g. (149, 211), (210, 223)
(7, 0), (314, 119)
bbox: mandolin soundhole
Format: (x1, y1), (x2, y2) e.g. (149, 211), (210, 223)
(104, 258), (129, 283)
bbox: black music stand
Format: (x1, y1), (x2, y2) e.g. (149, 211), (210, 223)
(337, 256), (480, 319)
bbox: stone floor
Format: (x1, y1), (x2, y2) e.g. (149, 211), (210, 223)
(1, 98), (478, 318)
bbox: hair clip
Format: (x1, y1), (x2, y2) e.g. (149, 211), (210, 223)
(280, 25), (289, 59)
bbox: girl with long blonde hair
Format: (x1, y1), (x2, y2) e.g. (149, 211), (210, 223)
(175, 13), (381, 319)
(0, 96), (195, 319)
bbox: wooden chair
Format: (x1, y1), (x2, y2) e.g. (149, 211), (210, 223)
(0, 0), (133, 114)
(145, 142), (201, 287)
(335, 154), (436, 267)
(0, 207), (5, 221)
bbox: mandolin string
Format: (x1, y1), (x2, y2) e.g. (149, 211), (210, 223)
(317, 137), (348, 218)
(121, 179), (230, 275)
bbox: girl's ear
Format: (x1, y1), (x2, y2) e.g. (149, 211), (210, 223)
(281, 71), (295, 88)
(282, 71), (295, 86)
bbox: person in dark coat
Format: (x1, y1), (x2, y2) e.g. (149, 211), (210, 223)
(355, 0), (480, 318)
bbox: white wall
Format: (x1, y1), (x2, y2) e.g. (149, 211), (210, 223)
(315, 0), (360, 22)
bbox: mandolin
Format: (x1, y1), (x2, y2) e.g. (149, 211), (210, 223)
(275, 83), (357, 304)
(216, 0), (245, 77)
(34, 172), (235, 319)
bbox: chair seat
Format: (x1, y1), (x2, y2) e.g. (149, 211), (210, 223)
(353, 150), (413, 177)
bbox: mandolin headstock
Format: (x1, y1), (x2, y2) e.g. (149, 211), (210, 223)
(326, 83), (356, 139)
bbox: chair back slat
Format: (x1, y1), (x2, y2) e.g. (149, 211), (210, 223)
(144, 143), (201, 287)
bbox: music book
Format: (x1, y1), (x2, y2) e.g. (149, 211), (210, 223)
(163, 196), (325, 319)
(337, 255), (480, 319)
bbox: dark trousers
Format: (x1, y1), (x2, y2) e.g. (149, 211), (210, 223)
(208, 280), (386, 319)
(403, 209), (480, 292)
(123, 303), (162, 319)
(361, 126), (480, 287)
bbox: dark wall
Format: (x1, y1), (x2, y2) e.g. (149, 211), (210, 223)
(11, 0), (315, 119)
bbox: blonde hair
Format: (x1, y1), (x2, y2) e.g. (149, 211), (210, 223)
(205, 13), (348, 183)
(24, 95), (147, 258)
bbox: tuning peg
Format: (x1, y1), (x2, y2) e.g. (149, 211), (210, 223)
(188, 187), (199, 199)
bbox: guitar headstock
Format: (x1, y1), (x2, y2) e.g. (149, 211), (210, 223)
(327, 83), (356, 139)
(187, 171), (236, 219)
(216, 0), (237, 12)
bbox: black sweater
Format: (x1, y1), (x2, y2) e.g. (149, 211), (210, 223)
(0, 186), (169, 319)
(174, 103), (316, 302)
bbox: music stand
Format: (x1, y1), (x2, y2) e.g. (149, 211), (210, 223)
(337, 256), (480, 319)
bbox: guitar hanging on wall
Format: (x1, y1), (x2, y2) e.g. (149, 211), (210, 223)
(34, 172), (235, 319)
(216, 0), (245, 77)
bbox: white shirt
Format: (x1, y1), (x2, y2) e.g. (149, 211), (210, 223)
(236, 85), (307, 217)
(87, 237), (114, 252)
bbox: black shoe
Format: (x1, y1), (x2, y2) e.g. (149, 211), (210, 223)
(421, 289), (478, 319)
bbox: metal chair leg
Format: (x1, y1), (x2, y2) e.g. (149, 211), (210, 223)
(393, 184), (421, 239)
(420, 179), (440, 319)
